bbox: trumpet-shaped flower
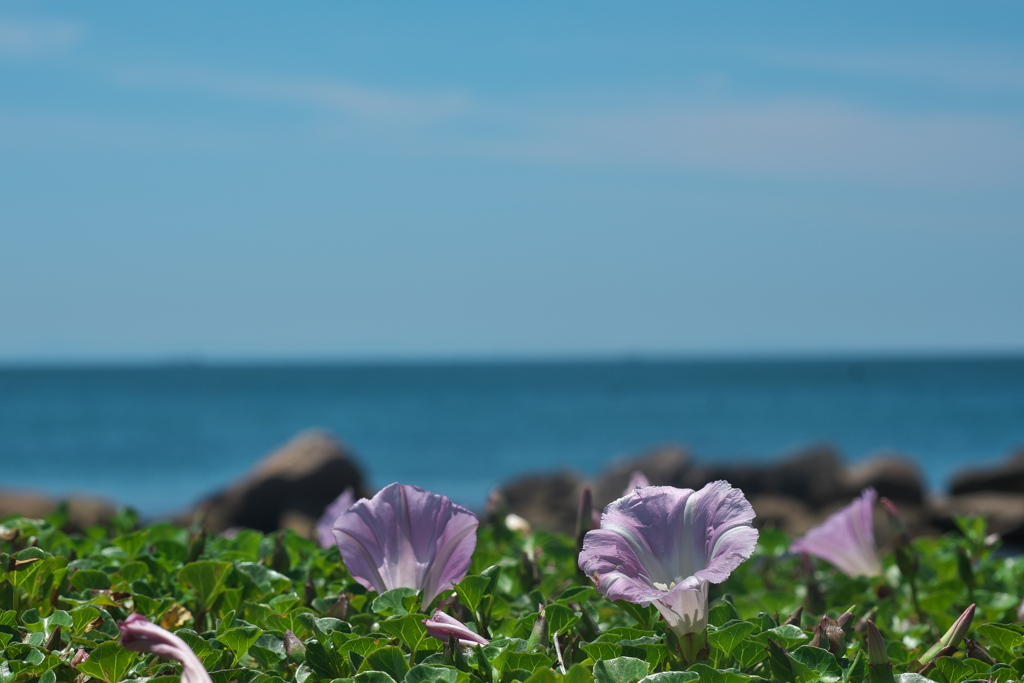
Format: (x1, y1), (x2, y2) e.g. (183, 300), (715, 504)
(578, 481), (758, 654)
(790, 487), (882, 578)
(317, 488), (356, 549)
(118, 613), (212, 683)
(423, 610), (490, 647)
(333, 482), (478, 606)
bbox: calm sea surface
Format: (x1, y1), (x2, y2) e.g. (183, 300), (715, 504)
(1, 358), (1022, 516)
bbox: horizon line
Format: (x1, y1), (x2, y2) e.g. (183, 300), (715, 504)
(1, 347), (1023, 370)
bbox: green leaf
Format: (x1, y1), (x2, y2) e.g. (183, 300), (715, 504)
(117, 560), (149, 584)
(766, 638), (797, 683)
(112, 529), (149, 558)
(503, 651), (554, 672)
(790, 645), (842, 682)
(933, 656), (989, 683)
(524, 670), (559, 683)
(379, 614), (429, 652)
(683, 664), (753, 683)
(217, 625), (264, 667)
(236, 561), (294, 593)
(356, 672), (399, 683)
(70, 569), (111, 591)
(583, 642), (623, 661)
(614, 601), (659, 631)
(454, 575), (492, 616)
(76, 641), (138, 683)
(708, 620), (757, 658)
(618, 637), (664, 670)
(986, 664), (1018, 683)
(373, 588), (422, 617)
(176, 629), (218, 669)
(565, 663), (595, 683)
(406, 664), (460, 683)
(250, 633), (288, 668)
(305, 638), (349, 679)
(978, 624), (1024, 660)
(545, 604), (580, 636)
(708, 599), (742, 627)
(362, 645), (411, 681)
(894, 676), (940, 683)
(637, 673), (700, 683)
(178, 560), (233, 613)
(768, 624), (810, 649)
(593, 657), (649, 683)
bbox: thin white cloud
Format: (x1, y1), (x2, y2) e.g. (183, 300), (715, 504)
(111, 66), (473, 125)
(0, 18), (84, 56)
(764, 47), (1024, 95)
(11, 59), (1024, 189)
(463, 98), (1024, 187)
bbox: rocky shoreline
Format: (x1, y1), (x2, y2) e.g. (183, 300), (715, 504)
(4, 430), (1023, 545)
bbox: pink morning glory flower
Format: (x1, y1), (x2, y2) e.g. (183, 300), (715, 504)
(578, 481), (758, 659)
(790, 487), (882, 578)
(118, 613), (212, 683)
(333, 482), (478, 606)
(423, 609), (490, 647)
(317, 487), (356, 549)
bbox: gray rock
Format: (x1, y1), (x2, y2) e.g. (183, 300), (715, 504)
(500, 469), (584, 534)
(949, 452), (1024, 496)
(0, 489), (118, 531)
(843, 453), (925, 504)
(680, 444), (847, 510)
(930, 492), (1024, 545)
(591, 445), (690, 509)
(194, 430), (368, 535)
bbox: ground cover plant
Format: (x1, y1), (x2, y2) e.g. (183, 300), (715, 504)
(1, 481), (1022, 683)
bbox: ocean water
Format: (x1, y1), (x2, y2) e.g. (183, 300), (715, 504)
(1, 358), (1022, 517)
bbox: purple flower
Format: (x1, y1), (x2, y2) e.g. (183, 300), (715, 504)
(118, 613), (212, 683)
(333, 482), (478, 606)
(317, 488), (356, 549)
(790, 487), (882, 578)
(578, 481), (758, 645)
(624, 471), (650, 495)
(423, 610), (490, 647)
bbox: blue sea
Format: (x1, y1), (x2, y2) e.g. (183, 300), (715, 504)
(1, 358), (1022, 517)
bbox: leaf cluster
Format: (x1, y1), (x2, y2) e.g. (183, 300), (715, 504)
(0, 511), (1022, 683)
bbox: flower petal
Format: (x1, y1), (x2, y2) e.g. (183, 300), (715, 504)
(653, 577), (709, 637)
(423, 610), (489, 647)
(580, 528), (673, 604)
(624, 471), (651, 495)
(790, 487), (882, 578)
(687, 480), (760, 584)
(420, 507), (478, 605)
(585, 482), (758, 588)
(317, 488), (356, 549)
(333, 483), (478, 605)
(119, 613), (212, 683)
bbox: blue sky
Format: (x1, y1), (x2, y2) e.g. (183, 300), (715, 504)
(2, 2), (1023, 361)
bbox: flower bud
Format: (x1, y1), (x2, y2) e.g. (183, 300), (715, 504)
(504, 513), (531, 535)
(70, 649), (89, 668)
(782, 605), (803, 626)
(964, 638), (996, 665)
(918, 604), (975, 668)
(283, 629), (306, 661)
(810, 615), (845, 656)
(864, 621), (890, 668)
